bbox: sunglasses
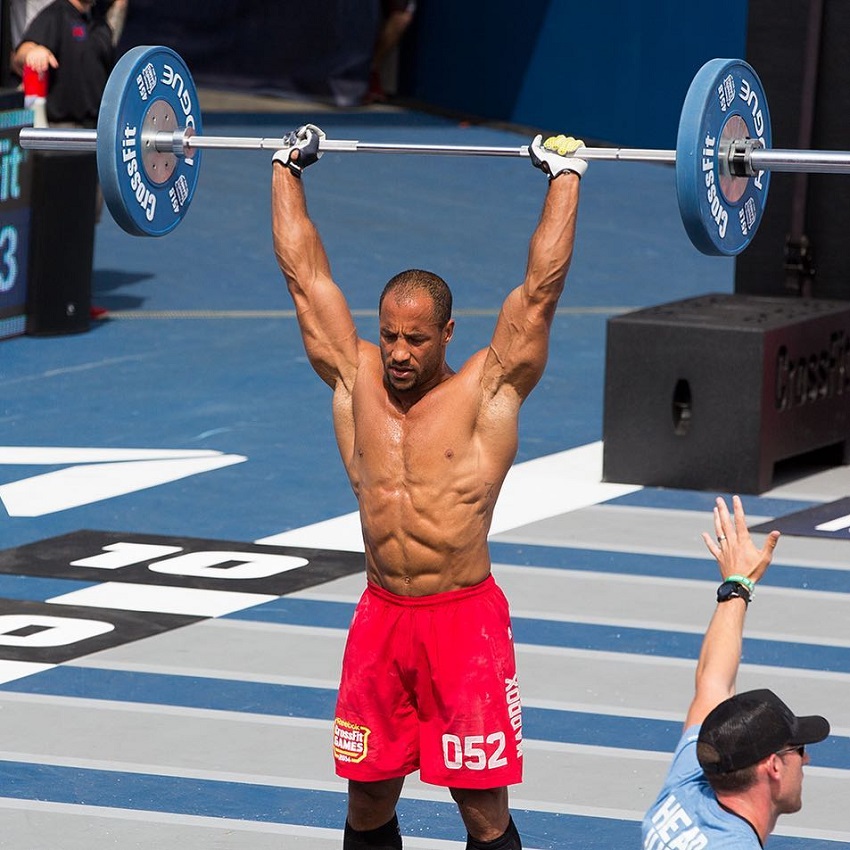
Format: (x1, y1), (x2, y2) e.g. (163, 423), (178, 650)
(775, 744), (806, 758)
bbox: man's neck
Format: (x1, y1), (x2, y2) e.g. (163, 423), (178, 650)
(716, 790), (776, 846)
(384, 364), (454, 412)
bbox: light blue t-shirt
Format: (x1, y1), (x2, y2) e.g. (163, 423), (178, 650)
(642, 725), (762, 849)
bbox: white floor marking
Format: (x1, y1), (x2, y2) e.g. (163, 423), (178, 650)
(255, 441), (641, 550)
(0, 447), (246, 516)
(46, 582), (278, 618)
(0, 659), (54, 685)
(0, 447), (228, 464)
(816, 512), (850, 533)
(0, 799), (471, 847)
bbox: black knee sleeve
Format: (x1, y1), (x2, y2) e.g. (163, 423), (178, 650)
(343, 813), (402, 849)
(466, 815), (522, 850)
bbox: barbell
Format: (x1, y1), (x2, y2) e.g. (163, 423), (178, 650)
(16, 45), (850, 253)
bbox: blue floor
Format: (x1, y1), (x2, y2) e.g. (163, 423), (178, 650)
(2, 107), (847, 848)
(2, 110), (735, 549)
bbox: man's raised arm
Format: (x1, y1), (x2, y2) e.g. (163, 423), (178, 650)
(684, 495), (781, 729)
(487, 136), (585, 401)
(272, 125), (359, 389)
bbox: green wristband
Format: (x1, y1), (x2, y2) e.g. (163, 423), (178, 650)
(725, 575), (755, 593)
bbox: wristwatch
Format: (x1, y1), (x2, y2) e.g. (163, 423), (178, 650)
(717, 580), (751, 606)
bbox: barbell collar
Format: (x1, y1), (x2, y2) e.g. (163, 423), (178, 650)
(726, 138), (763, 178)
(169, 127), (196, 157)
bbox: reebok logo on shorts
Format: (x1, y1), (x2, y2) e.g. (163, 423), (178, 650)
(333, 717), (371, 763)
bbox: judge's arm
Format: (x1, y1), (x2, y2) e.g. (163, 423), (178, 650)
(684, 495), (780, 729)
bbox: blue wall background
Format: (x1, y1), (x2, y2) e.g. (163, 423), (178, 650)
(402, 1), (749, 149)
(119, 1), (749, 151)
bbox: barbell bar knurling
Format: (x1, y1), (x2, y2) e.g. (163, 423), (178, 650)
(22, 125), (850, 173)
(18, 126), (678, 162)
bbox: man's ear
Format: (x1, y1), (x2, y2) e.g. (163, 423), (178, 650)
(444, 318), (455, 343)
(764, 753), (783, 781)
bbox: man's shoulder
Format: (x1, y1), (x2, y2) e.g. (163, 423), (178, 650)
(39, 0), (74, 22)
(644, 771), (758, 848)
(643, 726), (760, 849)
(448, 349), (493, 392)
(664, 726), (703, 786)
(20, 0), (62, 42)
(23, 0), (84, 39)
(354, 339), (381, 373)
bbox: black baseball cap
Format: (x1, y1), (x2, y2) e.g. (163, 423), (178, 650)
(697, 688), (830, 775)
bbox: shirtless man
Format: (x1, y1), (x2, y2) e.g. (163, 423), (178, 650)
(271, 124), (586, 850)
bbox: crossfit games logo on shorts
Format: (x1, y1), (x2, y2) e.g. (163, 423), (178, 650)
(333, 717), (370, 763)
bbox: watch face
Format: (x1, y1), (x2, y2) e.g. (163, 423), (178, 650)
(718, 582), (749, 602)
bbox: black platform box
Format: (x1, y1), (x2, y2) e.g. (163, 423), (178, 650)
(602, 293), (850, 494)
(25, 151), (97, 336)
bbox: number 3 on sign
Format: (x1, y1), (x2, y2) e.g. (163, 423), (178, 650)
(0, 225), (18, 292)
(442, 732), (507, 770)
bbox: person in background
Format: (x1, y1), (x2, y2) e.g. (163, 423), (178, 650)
(103, 0), (128, 46)
(642, 495), (830, 849)
(11, 0), (126, 52)
(13, 0), (128, 319)
(367, 0), (416, 103)
(12, 0), (117, 129)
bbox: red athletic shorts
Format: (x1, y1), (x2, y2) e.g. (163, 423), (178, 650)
(332, 575), (523, 788)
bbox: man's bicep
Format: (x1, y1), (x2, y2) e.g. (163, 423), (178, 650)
(292, 275), (361, 386)
(297, 325), (360, 387)
(485, 287), (553, 399)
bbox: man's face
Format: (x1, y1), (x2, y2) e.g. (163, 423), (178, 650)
(379, 292), (453, 396)
(773, 745), (809, 814)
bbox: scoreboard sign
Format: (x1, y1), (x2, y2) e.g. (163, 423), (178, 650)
(0, 109), (33, 340)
